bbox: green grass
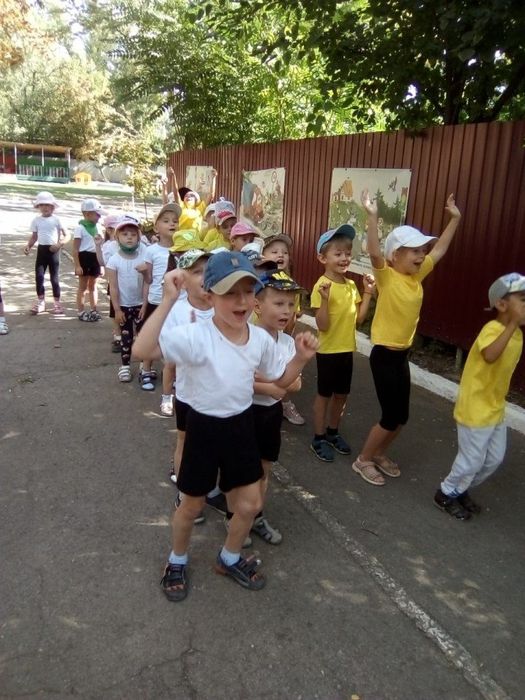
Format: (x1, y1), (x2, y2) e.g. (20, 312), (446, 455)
(0, 180), (161, 204)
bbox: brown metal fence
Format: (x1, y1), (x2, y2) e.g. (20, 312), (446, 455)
(169, 121), (525, 390)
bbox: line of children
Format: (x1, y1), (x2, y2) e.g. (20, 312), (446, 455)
(133, 250), (319, 601)
(24, 191), (68, 315)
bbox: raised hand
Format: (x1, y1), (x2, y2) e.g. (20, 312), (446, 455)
(361, 189), (378, 216)
(294, 331), (320, 360)
(362, 273), (376, 294)
(318, 281), (331, 300)
(445, 194), (461, 219)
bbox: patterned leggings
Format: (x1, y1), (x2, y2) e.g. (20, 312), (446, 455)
(120, 306), (143, 366)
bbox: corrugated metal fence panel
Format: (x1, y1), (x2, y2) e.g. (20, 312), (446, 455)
(169, 121), (525, 389)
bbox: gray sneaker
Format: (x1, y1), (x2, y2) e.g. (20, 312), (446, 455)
(251, 515), (283, 545)
(88, 310), (102, 321)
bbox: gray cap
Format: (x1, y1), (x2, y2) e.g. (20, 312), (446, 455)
(487, 273), (525, 308)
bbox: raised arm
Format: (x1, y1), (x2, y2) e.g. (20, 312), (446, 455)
(204, 168), (218, 205)
(357, 274), (376, 324)
(275, 332), (319, 387)
(429, 194), (461, 265)
(361, 189), (384, 269)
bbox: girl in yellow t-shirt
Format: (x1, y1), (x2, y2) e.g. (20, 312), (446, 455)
(352, 190), (462, 487)
(167, 167), (217, 238)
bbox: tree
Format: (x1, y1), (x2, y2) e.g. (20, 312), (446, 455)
(0, 0), (45, 70)
(220, 0), (525, 128)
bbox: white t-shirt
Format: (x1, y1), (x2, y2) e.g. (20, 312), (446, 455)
(253, 331), (296, 407)
(31, 215), (63, 246)
(106, 244), (148, 307)
(101, 240), (118, 266)
(159, 297), (214, 404)
(73, 222), (101, 253)
(144, 243), (171, 304)
(159, 318), (287, 418)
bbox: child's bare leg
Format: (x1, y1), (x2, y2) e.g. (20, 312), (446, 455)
(163, 363), (176, 394)
(360, 424), (401, 461)
(313, 394), (329, 435)
(224, 482), (262, 552)
(259, 459), (272, 502)
(87, 277), (97, 310)
(327, 393), (347, 431)
(77, 277), (88, 312)
(174, 430), (185, 478)
(171, 494), (205, 554)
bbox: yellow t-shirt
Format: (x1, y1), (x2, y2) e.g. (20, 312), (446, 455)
(371, 256), (434, 349)
(310, 275), (361, 353)
(203, 227), (231, 251)
(179, 201), (206, 235)
(454, 320), (523, 428)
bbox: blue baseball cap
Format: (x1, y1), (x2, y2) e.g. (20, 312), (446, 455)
(316, 224), (356, 254)
(204, 251), (262, 294)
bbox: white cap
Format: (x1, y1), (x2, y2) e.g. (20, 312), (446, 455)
(34, 191), (58, 208)
(384, 225), (436, 261)
(204, 203), (216, 218)
(487, 273), (525, 308)
(81, 198), (106, 214)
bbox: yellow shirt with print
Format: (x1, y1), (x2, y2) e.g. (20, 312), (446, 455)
(203, 227), (231, 251)
(454, 320), (523, 428)
(371, 256), (434, 349)
(179, 201), (206, 235)
(311, 275), (361, 353)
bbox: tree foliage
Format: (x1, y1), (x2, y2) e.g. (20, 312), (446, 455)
(216, 0), (525, 127)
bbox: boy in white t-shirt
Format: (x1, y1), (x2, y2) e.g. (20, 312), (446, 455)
(133, 251), (319, 601)
(105, 216), (150, 383)
(24, 191), (67, 315)
(137, 202), (182, 392)
(72, 198), (106, 322)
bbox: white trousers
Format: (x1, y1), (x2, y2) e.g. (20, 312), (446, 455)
(441, 422), (507, 497)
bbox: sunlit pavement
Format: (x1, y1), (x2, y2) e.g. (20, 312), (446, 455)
(1, 190), (524, 699)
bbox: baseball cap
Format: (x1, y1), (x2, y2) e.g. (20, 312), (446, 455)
(102, 213), (121, 229)
(183, 189), (201, 204)
(204, 251), (261, 294)
(215, 200), (236, 227)
(487, 273), (525, 309)
(170, 229), (207, 253)
(316, 224), (356, 254)
(257, 270), (303, 293)
(177, 248), (211, 270)
(230, 222), (257, 239)
(81, 198), (106, 215)
(34, 191), (58, 208)
(155, 202), (182, 224)
(114, 214), (141, 232)
(263, 233), (293, 250)
(384, 225), (436, 262)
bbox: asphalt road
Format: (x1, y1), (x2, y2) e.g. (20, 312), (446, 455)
(1, 190), (524, 699)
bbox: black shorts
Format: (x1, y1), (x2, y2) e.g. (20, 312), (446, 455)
(178, 407), (263, 496)
(78, 251), (100, 278)
(253, 401), (283, 463)
(143, 302), (159, 321)
(175, 398), (190, 431)
(370, 345), (411, 431)
(316, 352), (353, 397)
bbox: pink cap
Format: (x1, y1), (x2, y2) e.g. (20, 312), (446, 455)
(103, 213), (121, 229)
(230, 222), (256, 239)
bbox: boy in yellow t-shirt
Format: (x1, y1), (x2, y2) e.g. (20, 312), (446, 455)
(310, 225), (375, 462)
(434, 274), (525, 520)
(352, 190), (462, 486)
(203, 199), (237, 251)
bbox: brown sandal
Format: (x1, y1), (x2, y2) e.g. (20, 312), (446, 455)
(352, 458), (385, 486)
(372, 455), (401, 478)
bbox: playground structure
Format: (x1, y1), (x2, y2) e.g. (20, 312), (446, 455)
(0, 141), (71, 183)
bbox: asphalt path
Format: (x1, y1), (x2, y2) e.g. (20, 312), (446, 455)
(1, 190), (524, 699)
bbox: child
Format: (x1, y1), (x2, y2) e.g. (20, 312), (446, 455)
(203, 200), (237, 251)
(310, 225), (376, 462)
(262, 233), (305, 425)
(24, 191), (67, 315)
(159, 249), (227, 518)
(171, 169), (217, 234)
(139, 203), (182, 392)
(133, 251), (318, 601)
(229, 222), (256, 252)
(353, 190), (461, 485)
(73, 198), (106, 322)
(98, 213), (122, 352)
(434, 273), (525, 520)
(104, 215), (150, 382)
(201, 203), (216, 238)
(249, 270), (304, 544)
